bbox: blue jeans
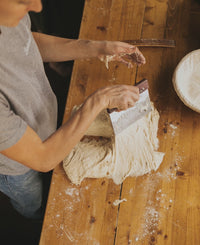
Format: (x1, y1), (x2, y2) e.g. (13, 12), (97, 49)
(0, 169), (43, 219)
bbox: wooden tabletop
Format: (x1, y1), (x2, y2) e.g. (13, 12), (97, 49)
(39, 0), (200, 244)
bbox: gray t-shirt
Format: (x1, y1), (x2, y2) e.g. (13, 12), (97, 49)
(0, 15), (58, 175)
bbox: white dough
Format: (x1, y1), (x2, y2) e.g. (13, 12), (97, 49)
(173, 49), (200, 113)
(113, 198), (127, 206)
(99, 55), (116, 69)
(63, 104), (164, 185)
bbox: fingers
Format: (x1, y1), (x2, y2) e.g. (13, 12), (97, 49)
(130, 47), (146, 65)
(106, 85), (140, 111)
(124, 47), (146, 66)
(99, 41), (146, 68)
(94, 84), (140, 112)
(114, 56), (133, 68)
(111, 42), (146, 65)
(116, 100), (137, 112)
(119, 44), (145, 61)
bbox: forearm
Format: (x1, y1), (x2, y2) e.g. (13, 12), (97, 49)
(1, 92), (105, 172)
(32, 32), (100, 62)
(32, 32), (146, 66)
(1, 85), (139, 172)
(40, 94), (104, 171)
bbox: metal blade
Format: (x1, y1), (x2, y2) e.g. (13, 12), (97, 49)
(109, 89), (152, 135)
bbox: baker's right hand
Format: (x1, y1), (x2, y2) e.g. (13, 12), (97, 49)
(93, 85), (140, 112)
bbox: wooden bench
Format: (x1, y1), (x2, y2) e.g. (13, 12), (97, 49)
(39, 0), (200, 244)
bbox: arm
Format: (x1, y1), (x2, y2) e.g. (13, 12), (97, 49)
(1, 85), (139, 172)
(32, 32), (145, 66)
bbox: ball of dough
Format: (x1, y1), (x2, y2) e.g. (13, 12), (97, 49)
(173, 49), (200, 113)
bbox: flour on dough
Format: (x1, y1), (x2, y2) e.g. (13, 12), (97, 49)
(63, 104), (164, 185)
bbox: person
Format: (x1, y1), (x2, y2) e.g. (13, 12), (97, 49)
(0, 0), (146, 220)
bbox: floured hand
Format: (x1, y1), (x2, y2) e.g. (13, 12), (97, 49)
(97, 41), (146, 68)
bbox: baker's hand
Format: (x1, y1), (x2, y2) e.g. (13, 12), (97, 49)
(93, 84), (140, 112)
(96, 41), (146, 67)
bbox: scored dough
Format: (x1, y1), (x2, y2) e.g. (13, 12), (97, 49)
(63, 104), (164, 185)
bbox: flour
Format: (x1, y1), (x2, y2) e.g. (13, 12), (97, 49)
(63, 104), (164, 185)
(65, 187), (79, 196)
(99, 53), (132, 69)
(143, 207), (159, 234)
(169, 123), (177, 130)
(99, 55), (116, 69)
(113, 198), (127, 206)
(169, 123), (178, 137)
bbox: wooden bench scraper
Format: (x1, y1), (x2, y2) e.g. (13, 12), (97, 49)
(107, 79), (151, 135)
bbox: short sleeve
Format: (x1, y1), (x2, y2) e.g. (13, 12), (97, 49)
(0, 94), (27, 151)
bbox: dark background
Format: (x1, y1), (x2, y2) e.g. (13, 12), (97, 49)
(0, 1), (84, 244)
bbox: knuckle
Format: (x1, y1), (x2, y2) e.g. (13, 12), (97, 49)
(123, 88), (129, 94)
(134, 86), (139, 93)
(121, 104), (128, 110)
(116, 46), (123, 53)
(135, 93), (140, 100)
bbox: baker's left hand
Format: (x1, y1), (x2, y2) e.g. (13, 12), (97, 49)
(97, 41), (146, 67)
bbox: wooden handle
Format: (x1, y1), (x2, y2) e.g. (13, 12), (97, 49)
(135, 78), (149, 93)
(122, 39), (176, 48)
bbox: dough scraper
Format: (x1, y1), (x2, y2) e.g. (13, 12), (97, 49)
(107, 79), (151, 135)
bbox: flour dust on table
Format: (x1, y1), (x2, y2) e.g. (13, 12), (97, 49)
(63, 104), (165, 185)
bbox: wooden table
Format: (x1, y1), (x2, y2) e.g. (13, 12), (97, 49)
(39, 0), (200, 244)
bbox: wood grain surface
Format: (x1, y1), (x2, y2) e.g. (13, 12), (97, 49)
(39, 0), (200, 244)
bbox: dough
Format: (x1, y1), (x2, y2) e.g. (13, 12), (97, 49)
(113, 198), (127, 206)
(99, 55), (116, 69)
(173, 49), (200, 113)
(71, 106), (113, 138)
(63, 104), (164, 185)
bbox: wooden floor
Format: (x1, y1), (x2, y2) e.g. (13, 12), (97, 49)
(39, 0), (200, 244)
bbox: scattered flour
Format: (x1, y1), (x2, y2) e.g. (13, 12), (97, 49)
(65, 187), (79, 196)
(169, 122), (178, 137)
